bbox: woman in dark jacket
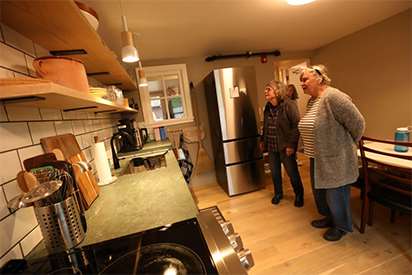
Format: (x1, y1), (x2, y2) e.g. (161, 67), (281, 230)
(261, 80), (304, 207)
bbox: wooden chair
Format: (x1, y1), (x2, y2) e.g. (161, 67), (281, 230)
(358, 136), (412, 233)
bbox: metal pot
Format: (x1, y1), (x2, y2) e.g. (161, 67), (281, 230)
(33, 56), (89, 93)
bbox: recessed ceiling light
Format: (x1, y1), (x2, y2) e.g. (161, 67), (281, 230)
(287, 0), (316, 6)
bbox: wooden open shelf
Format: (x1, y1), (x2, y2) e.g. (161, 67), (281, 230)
(0, 0), (137, 91)
(0, 81), (137, 113)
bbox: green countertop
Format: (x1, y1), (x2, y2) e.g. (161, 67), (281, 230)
(28, 141), (198, 258)
(83, 150), (198, 245)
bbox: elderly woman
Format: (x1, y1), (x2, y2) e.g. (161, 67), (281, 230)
(261, 80), (304, 207)
(298, 65), (365, 241)
(287, 84), (299, 101)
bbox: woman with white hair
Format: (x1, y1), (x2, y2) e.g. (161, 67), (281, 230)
(298, 65), (365, 241)
(261, 80), (304, 207)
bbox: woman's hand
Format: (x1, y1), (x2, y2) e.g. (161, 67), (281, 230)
(285, 147), (295, 156)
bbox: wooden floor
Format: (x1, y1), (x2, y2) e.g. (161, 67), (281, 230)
(190, 149), (412, 275)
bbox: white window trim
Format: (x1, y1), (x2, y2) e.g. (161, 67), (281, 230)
(137, 64), (194, 127)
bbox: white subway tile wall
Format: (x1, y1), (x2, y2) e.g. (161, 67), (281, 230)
(0, 207), (37, 258)
(0, 246), (22, 268)
(33, 43), (49, 58)
(28, 121), (56, 144)
(1, 23), (35, 56)
(0, 42), (27, 74)
(0, 67), (14, 78)
(0, 122), (32, 152)
(0, 150), (21, 184)
(0, 104), (7, 121)
(6, 106), (41, 121)
(0, 24), (121, 263)
(39, 108), (62, 120)
(20, 227), (42, 257)
(2, 180), (20, 203)
(25, 55), (36, 77)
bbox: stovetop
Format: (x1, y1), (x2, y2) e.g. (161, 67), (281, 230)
(11, 218), (218, 274)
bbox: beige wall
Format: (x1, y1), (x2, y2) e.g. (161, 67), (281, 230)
(142, 51), (312, 159)
(311, 9), (412, 139)
(143, 50), (313, 112)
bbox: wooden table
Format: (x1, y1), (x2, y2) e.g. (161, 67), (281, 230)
(358, 141), (412, 169)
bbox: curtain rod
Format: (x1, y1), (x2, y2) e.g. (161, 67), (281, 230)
(205, 50), (281, 62)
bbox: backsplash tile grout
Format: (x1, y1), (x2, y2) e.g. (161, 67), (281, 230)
(0, 65), (29, 77)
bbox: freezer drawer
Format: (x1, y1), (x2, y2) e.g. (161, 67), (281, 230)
(226, 159), (264, 196)
(223, 137), (261, 164)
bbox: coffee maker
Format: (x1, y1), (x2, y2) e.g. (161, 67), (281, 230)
(111, 119), (142, 169)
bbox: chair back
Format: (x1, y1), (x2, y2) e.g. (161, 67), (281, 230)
(358, 136), (412, 232)
(359, 136), (412, 191)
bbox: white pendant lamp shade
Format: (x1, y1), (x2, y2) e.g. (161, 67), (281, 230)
(121, 31), (139, 63)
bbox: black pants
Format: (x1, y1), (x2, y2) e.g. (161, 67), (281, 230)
(310, 158), (353, 232)
(269, 151), (304, 197)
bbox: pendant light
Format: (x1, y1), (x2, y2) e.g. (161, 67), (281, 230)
(120, 1), (139, 63)
(137, 61), (148, 87)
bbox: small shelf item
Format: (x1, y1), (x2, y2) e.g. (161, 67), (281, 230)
(0, 78), (137, 113)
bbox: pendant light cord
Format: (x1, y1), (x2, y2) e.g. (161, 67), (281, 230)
(120, 0), (128, 31)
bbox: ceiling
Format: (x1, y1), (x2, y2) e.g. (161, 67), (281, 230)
(83, 0), (411, 62)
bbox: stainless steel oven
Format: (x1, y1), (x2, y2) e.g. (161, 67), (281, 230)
(1, 207), (253, 274)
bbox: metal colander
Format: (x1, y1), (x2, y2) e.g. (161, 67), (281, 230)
(34, 193), (85, 253)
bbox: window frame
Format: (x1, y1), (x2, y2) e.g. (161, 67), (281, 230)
(137, 64), (194, 127)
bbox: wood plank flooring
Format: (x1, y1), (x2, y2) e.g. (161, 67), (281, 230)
(190, 149), (412, 274)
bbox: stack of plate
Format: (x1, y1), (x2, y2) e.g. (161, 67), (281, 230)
(89, 87), (108, 98)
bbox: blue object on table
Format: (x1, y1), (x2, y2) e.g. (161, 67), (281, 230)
(159, 127), (166, 140)
(394, 127), (409, 152)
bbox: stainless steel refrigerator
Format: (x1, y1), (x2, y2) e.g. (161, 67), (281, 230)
(197, 67), (264, 196)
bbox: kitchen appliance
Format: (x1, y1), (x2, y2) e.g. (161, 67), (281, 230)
(33, 56), (89, 93)
(197, 67), (264, 196)
(4, 207), (253, 274)
(116, 119), (142, 152)
(110, 119), (142, 169)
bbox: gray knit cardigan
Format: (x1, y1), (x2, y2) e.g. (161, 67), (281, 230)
(312, 87), (365, 188)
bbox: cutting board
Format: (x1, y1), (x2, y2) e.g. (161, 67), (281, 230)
(40, 133), (99, 209)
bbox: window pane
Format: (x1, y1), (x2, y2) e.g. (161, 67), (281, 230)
(168, 97), (184, 119)
(164, 74), (180, 97)
(151, 99), (168, 121)
(148, 77), (164, 98)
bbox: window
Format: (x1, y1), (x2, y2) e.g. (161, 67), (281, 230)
(138, 64), (194, 127)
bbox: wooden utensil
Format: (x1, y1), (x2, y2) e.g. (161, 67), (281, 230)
(16, 171), (39, 192)
(40, 134), (99, 209)
(16, 171), (29, 193)
(52, 148), (65, 161)
(24, 172), (39, 191)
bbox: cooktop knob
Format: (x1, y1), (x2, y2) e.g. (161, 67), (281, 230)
(219, 221), (234, 236)
(227, 233), (243, 252)
(237, 249), (254, 270)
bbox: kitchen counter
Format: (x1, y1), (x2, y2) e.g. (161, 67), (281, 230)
(27, 141), (198, 259)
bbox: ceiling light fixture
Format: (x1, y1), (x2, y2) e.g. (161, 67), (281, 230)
(120, 1), (139, 63)
(287, 0), (316, 6)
